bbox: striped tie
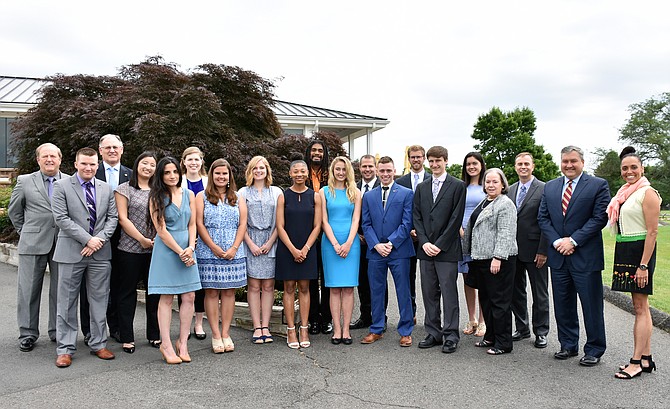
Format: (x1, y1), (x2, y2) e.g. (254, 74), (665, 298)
(562, 179), (572, 216)
(84, 181), (97, 234)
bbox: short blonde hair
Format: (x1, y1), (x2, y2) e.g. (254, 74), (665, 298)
(180, 146), (207, 177)
(244, 156), (273, 187)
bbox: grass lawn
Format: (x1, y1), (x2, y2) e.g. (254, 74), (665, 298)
(602, 223), (670, 314)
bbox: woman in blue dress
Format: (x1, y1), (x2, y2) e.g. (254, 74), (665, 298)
(148, 157), (201, 364)
(195, 159), (248, 354)
(319, 156), (361, 345)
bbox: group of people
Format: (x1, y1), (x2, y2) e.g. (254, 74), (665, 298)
(9, 135), (660, 379)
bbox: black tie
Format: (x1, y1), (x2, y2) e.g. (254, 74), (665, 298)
(382, 186), (389, 209)
(84, 181), (96, 234)
(364, 183), (369, 193)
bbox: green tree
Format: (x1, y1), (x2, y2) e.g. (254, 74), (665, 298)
(593, 148), (622, 197)
(619, 92), (670, 165)
(471, 106), (559, 183)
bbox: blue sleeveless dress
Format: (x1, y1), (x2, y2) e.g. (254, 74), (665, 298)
(321, 187), (360, 287)
(148, 189), (202, 294)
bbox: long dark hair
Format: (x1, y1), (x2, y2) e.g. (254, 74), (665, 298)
(304, 139), (329, 189)
(129, 151), (158, 189)
(205, 159), (238, 206)
(461, 151), (486, 185)
(149, 156), (182, 225)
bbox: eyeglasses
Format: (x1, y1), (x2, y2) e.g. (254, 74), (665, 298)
(101, 146), (122, 151)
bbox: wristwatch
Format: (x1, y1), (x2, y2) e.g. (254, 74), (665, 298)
(639, 264), (648, 271)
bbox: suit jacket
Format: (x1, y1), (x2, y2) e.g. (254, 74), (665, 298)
(537, 173), (610, 271)
(413, 174), (466, 262)
(51, 175), (118, 263)
(361, 183), (415, 260)
(396, 171), (431, 192)
(462, 195), (518, 260)
(8, 171), (66, 255)
(95, 163), (132, 186)
(507, 177), (548, 263)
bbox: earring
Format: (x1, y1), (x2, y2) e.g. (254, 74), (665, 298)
(227, 182), (230, 187)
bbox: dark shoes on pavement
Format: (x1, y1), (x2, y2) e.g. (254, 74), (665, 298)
(418, 334), (440, 349)
(554, 349), (579, 360)
(579, 355), (600, 367)
(511, 330), (531, 341)
(534, 335), (548, 348)
(349, 318), (371, 330)
(442, 340), (458, 354)
(20, 338), (36, 352)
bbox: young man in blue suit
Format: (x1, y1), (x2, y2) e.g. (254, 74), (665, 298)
(360, 156), (415, 347)
(538, 145), (610, 367)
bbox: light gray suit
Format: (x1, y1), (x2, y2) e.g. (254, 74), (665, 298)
(51, 174), (118, 355)
(9, 171), (65, 342)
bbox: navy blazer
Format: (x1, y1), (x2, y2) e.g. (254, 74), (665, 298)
(537, 173), (610, 271)
(361, 183), (415, 260)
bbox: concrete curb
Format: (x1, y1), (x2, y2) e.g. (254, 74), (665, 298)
(603, 285), (670, 333)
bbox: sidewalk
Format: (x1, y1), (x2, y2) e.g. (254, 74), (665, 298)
(0, 261), (668, 408)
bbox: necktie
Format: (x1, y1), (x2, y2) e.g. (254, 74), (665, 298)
(517, 185), (527, 208)
(382, 186), (389, 209)
(432, 179), (440, 201)
(562, 180), (573, 216)
(364, 183), (370, 193)
(47, 177), (54, 199)
(413, 173), (419, 192)
(85, 181), (97, 234)
(107, 167), (118, 190)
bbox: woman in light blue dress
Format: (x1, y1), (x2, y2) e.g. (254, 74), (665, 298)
(320, 156), (361, 345)
(196, 159), (247, 354)
(148, 157), (201, 364)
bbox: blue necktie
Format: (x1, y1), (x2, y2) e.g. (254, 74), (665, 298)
(413, 173), (419, 191)
(517, 185), (527, 208)
(85, 181), (97, 234)
(47, 177), (54, 199)
(107, 167), (118, 190)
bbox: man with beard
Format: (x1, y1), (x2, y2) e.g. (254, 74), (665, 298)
(304, 139), (333, 335)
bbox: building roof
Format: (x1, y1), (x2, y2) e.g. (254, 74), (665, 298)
(0, 76), (45, 105)
(272, 100), (386, 121)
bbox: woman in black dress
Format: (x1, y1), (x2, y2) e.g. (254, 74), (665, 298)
(607, 147), (661, 379)
(276, 159), (322, 349)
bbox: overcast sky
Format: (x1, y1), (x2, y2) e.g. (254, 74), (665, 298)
(2, 0), (669, 172)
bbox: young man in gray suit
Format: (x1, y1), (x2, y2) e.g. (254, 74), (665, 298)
(52, 147), (118, 368)
(507, 152), (550, 349)
(9, 143), (66, 352)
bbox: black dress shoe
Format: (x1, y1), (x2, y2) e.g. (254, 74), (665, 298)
(579, 355), (600, 367)
(534, 335), (548, 348)
(193, 327), (207, 340)
(342, 337), (353, 345)
(418, 334), (440, 349)
(83, 334), (91, 346)
(321, 322), (333, 334)
(308, 322), (320, 335)
(19, 338), (36, 352)
(512, 330), (531, 341)
(554, 349), (579, 360)
(349, 318), (371, 330)
(442, 339), (458, 354)
(331, 337), (342, 345)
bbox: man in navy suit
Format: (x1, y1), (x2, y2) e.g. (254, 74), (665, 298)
(360, 156), (415, 347)
(538, 145), (610, 366)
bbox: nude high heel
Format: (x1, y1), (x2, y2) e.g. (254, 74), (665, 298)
(175, 340), (191, 363)
(160, 344), (182, 365)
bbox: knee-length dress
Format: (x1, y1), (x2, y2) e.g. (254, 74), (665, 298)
(148, 189), (202, 295)
(275, 188), (318, 281)
(321, 187), (360, 287)
(239, 186), (283, 279)
(196, 195), (247, 289)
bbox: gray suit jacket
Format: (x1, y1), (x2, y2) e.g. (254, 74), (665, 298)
(462, 195), (518, 260)
(9, 171), (66, 255)
(51, 175), (118, 263)
(507, 177), (548, 263)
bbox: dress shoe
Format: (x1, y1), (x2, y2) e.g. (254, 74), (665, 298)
(554, 349), (579, 360)
(418, 334), (440, 349)
(19, 338), (36, 352)
(91, 347), (115, 360)
(579, 355), (600, 367)
(55, 354), (72, 368)
(349, 318), (371, 330)
(308, 322), (321, 335)
(360, 332), (383, 344)
(193, 327), (207, 340)
(400, 335), (412, 347)
(83, 334), (91, 346)
(321, 322), (333, 334)
(331, 337), (342, 345)
(122, 343), (136, 354)
(512, 330), (531, 341)
(534, 335), (548, 349)
(342, 337), (353, 345)
(442, 339), (458, 354)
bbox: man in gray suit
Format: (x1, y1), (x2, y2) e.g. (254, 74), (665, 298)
(52, 147), (118, 368)
(507, 152), (550, 348)
(9, 143), (66, 352)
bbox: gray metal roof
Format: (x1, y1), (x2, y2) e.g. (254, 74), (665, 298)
(0, 76), (387, 121)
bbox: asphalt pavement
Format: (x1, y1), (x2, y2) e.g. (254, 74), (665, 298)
(0, 261), (669, 408)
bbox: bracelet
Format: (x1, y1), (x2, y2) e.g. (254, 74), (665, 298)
(305, 244), (311, 250)
(232, 245), (239, 250)
(188, 246), (195, 252)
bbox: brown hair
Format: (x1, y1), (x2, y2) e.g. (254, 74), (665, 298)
(204, 159), (237, 206)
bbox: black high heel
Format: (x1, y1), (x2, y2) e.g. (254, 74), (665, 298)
(122, 343), (135, 354)
(615, 358), (642, 379)
(641, 354), (657, 373)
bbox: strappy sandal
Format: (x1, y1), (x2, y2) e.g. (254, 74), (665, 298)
(148, 339), (162, 348)
(474, 339), (494, 348)
(261, 326), (274, 343)
(487, 347), (510, 355)
(475, 323), (487, 337)
(251, 327), (264, 344)
(299, 325), (311, 348)
(212, 338), (225, 354)
(462, 321), (478, 335)
(286, 326), (299, 349)
(615, 359), (643, 379)
(619, 354), (657, 372)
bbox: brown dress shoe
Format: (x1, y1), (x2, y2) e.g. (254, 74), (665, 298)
(360, 333), (383, 344)
(91, 348), (115, 360)
(400, 335), (412, 347)
(56, 354), (72, 368)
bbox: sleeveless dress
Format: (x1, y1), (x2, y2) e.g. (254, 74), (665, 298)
(196, 195), (247, 289)
(148, 189), (202, 295)
(239, 186), (283, 279)
(275, 188), (318, 281)
(321, 187), (360, 287)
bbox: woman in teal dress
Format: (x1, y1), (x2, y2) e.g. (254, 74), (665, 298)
(320, 156), (361, 345)
(148, 157), (201, 365)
